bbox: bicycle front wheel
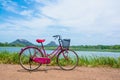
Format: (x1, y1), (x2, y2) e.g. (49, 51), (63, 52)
(19, 47), (43, 71)
(57, 50), (78, 70)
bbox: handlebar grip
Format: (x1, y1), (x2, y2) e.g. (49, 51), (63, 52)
(53, 35), (57, 37)
(53, 35), (60, 38)
(53, 35), (61, 40)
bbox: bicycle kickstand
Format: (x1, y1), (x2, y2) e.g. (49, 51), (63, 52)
(44, 61), (49, 72)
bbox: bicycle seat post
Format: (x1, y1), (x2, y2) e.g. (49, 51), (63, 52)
(36, 39), (47, 57)
(41, 42), (47, 57)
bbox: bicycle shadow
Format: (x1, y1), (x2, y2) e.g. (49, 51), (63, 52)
(17, 67), (62, 73)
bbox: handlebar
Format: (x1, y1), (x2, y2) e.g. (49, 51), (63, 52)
(53, 35), (62, 45)
(53, 35), (62, 40)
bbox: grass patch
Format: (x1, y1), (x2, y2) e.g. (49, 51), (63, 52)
(0, 51), (19, 64)
(0, 51), (120, 68)
(78, 56), (120, 68)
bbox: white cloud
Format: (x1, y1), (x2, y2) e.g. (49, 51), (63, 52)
(3, 16), (54, 31)
(41, 0), (120, 34)
(0, 16), (55, 43)
(0, 0), (18, 13)
(20, 10), (34, 16)
(1, 0), (120, 44)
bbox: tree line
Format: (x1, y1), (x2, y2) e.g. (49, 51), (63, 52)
(71, 45), (120, 50)
(70, 45), (120, 52)
(0, 42), (24, 47)
(0, 42), (120, 51)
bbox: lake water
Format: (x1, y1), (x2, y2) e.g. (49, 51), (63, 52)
(0, 47), (120, 58)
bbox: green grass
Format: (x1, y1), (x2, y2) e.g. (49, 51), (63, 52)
(78, 56), (120, 68)
(0, 51), (19, 64)
(0, 51), (120, 68)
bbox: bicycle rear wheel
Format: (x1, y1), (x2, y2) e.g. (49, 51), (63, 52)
(19, 47), (43, 71)
(57, 50), (78, 70)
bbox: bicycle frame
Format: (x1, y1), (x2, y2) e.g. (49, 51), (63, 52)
(39, 42), (65, 59)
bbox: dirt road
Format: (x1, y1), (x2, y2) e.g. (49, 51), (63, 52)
(0, 64), (120, 80)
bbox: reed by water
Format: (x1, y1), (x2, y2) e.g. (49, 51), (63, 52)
(0, 51), (120, 68)
(0, 51), (19, 64)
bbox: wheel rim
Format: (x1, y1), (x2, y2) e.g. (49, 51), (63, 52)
(57, 50), (78, 70)
(19, 47), (42, 71)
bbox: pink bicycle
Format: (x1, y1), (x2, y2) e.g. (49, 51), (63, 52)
(19, 35), (78, 71)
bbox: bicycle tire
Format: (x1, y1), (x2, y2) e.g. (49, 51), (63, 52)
(19, 46), (43, 71)
(57, 50), (78, 70)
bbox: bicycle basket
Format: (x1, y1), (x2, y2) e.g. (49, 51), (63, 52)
(62, 39), (70, 49)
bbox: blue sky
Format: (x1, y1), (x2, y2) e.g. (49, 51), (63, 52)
(0, 0), (120, 45)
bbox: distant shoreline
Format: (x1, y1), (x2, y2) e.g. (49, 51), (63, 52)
(0, 46), (120, 52)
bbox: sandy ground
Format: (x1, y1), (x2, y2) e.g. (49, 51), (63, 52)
(0, 64), (120, 80)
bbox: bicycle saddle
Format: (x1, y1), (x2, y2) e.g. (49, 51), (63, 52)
(36, 39), (45, 43)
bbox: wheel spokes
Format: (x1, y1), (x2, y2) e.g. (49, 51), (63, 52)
(19, 47), (42, 71)
(57, 50), (78, 70)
